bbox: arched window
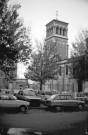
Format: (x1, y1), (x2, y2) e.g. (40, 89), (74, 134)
(66, 65), (68, 75)
(56, 26), (58, 34)
(63, 28), (66, 36)
(59, 66), (62, 76)
(51, 27), (53, 34)
(60, 27), (62, 35)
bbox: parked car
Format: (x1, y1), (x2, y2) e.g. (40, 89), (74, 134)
(0, 94), (29, 112)
(74, 92), (88, 104)
(45, 93), (85, 111)
(0, 89), (12, 94)
(15, 89), (42, 107)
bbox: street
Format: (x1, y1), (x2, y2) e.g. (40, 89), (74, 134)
(0, 107), (88, 135)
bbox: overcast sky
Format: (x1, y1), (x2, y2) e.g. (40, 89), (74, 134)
(10, 0), (88, 79)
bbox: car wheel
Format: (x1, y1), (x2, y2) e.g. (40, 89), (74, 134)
(56, 106), (61, 111)
(20, 105), (27, 112)
(78, 104), (84, 110)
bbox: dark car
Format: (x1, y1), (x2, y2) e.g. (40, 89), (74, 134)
(15, 89), (42, 107)
(45, 93), (85, 111)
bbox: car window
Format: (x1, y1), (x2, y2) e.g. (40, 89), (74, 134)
(45, 92), (52, 95)
(23, 90), (36, 96)
(9, 95), (17, 100)
(48, 94), (57, 100)
(39, 92), (45, 95)
(28, 91), (36, 96)
(18, 91), (23, 95)
(66, 95), (73, 100)
(1, 95), (9, 100)
(7, 97), (13, 100)
(60, 95), (66, 100)
(56, 95), (60, 100)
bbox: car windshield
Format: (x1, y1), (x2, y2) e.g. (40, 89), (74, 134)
(47, 94), (57, 100)
(24, 90), (36, 96)
(45, 92), (52, 95)
(9, 95), (17, 100)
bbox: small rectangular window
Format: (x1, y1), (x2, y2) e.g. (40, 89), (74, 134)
(56, 95), (60, 100)
(59, 66), (62, 76)
(66, 65), (68, 75)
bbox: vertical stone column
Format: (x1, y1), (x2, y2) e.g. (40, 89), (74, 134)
(48, 28), (50, 36)
(51, 27), (53, 35)
(56, 26), (58, 34)
(58, 26), (60, 35)
(61, 27), (63, 36)
(53, 26), (56, 35)
(65, 28), (68, 37)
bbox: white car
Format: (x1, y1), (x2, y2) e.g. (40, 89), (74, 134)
(45, 94), (85, 111)
(0, 94), (30, 112)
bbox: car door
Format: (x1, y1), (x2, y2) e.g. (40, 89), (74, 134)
(52, 95), (61, 106)
(66, 95), (77, 107)
(0, 96), (3, 107)
(0, 95), (9, 108)
(0, 95), (17, 108)
(59, 95), (67, 106)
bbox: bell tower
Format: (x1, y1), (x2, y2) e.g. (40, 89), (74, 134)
(45, 18), (69, 60)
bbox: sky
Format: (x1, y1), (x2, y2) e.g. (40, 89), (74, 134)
(10, 0), (88, 79)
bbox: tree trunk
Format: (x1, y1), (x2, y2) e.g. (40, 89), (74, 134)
(40, 81), (42, 91)
(78, 80), (83, 92)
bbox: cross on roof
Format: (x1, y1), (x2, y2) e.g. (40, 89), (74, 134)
(56, 11), (58, 20)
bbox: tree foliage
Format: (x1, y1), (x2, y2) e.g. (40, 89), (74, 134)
(71, 30), (88, 91)
(0, 0), (32, 79)
(24, 41), (61, 90)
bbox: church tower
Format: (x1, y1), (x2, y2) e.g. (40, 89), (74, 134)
(45, 18), (69, 60)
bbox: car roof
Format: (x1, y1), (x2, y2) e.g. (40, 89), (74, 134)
(23, 88), (34, 91)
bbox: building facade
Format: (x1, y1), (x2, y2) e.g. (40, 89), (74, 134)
(45, 19), (69, 60)
(44, 19), (83, 92)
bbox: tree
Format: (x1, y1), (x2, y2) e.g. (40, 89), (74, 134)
(0, 0), (32, 80)
(71, 29), (88, 92)
(24, 41), (61, 90)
